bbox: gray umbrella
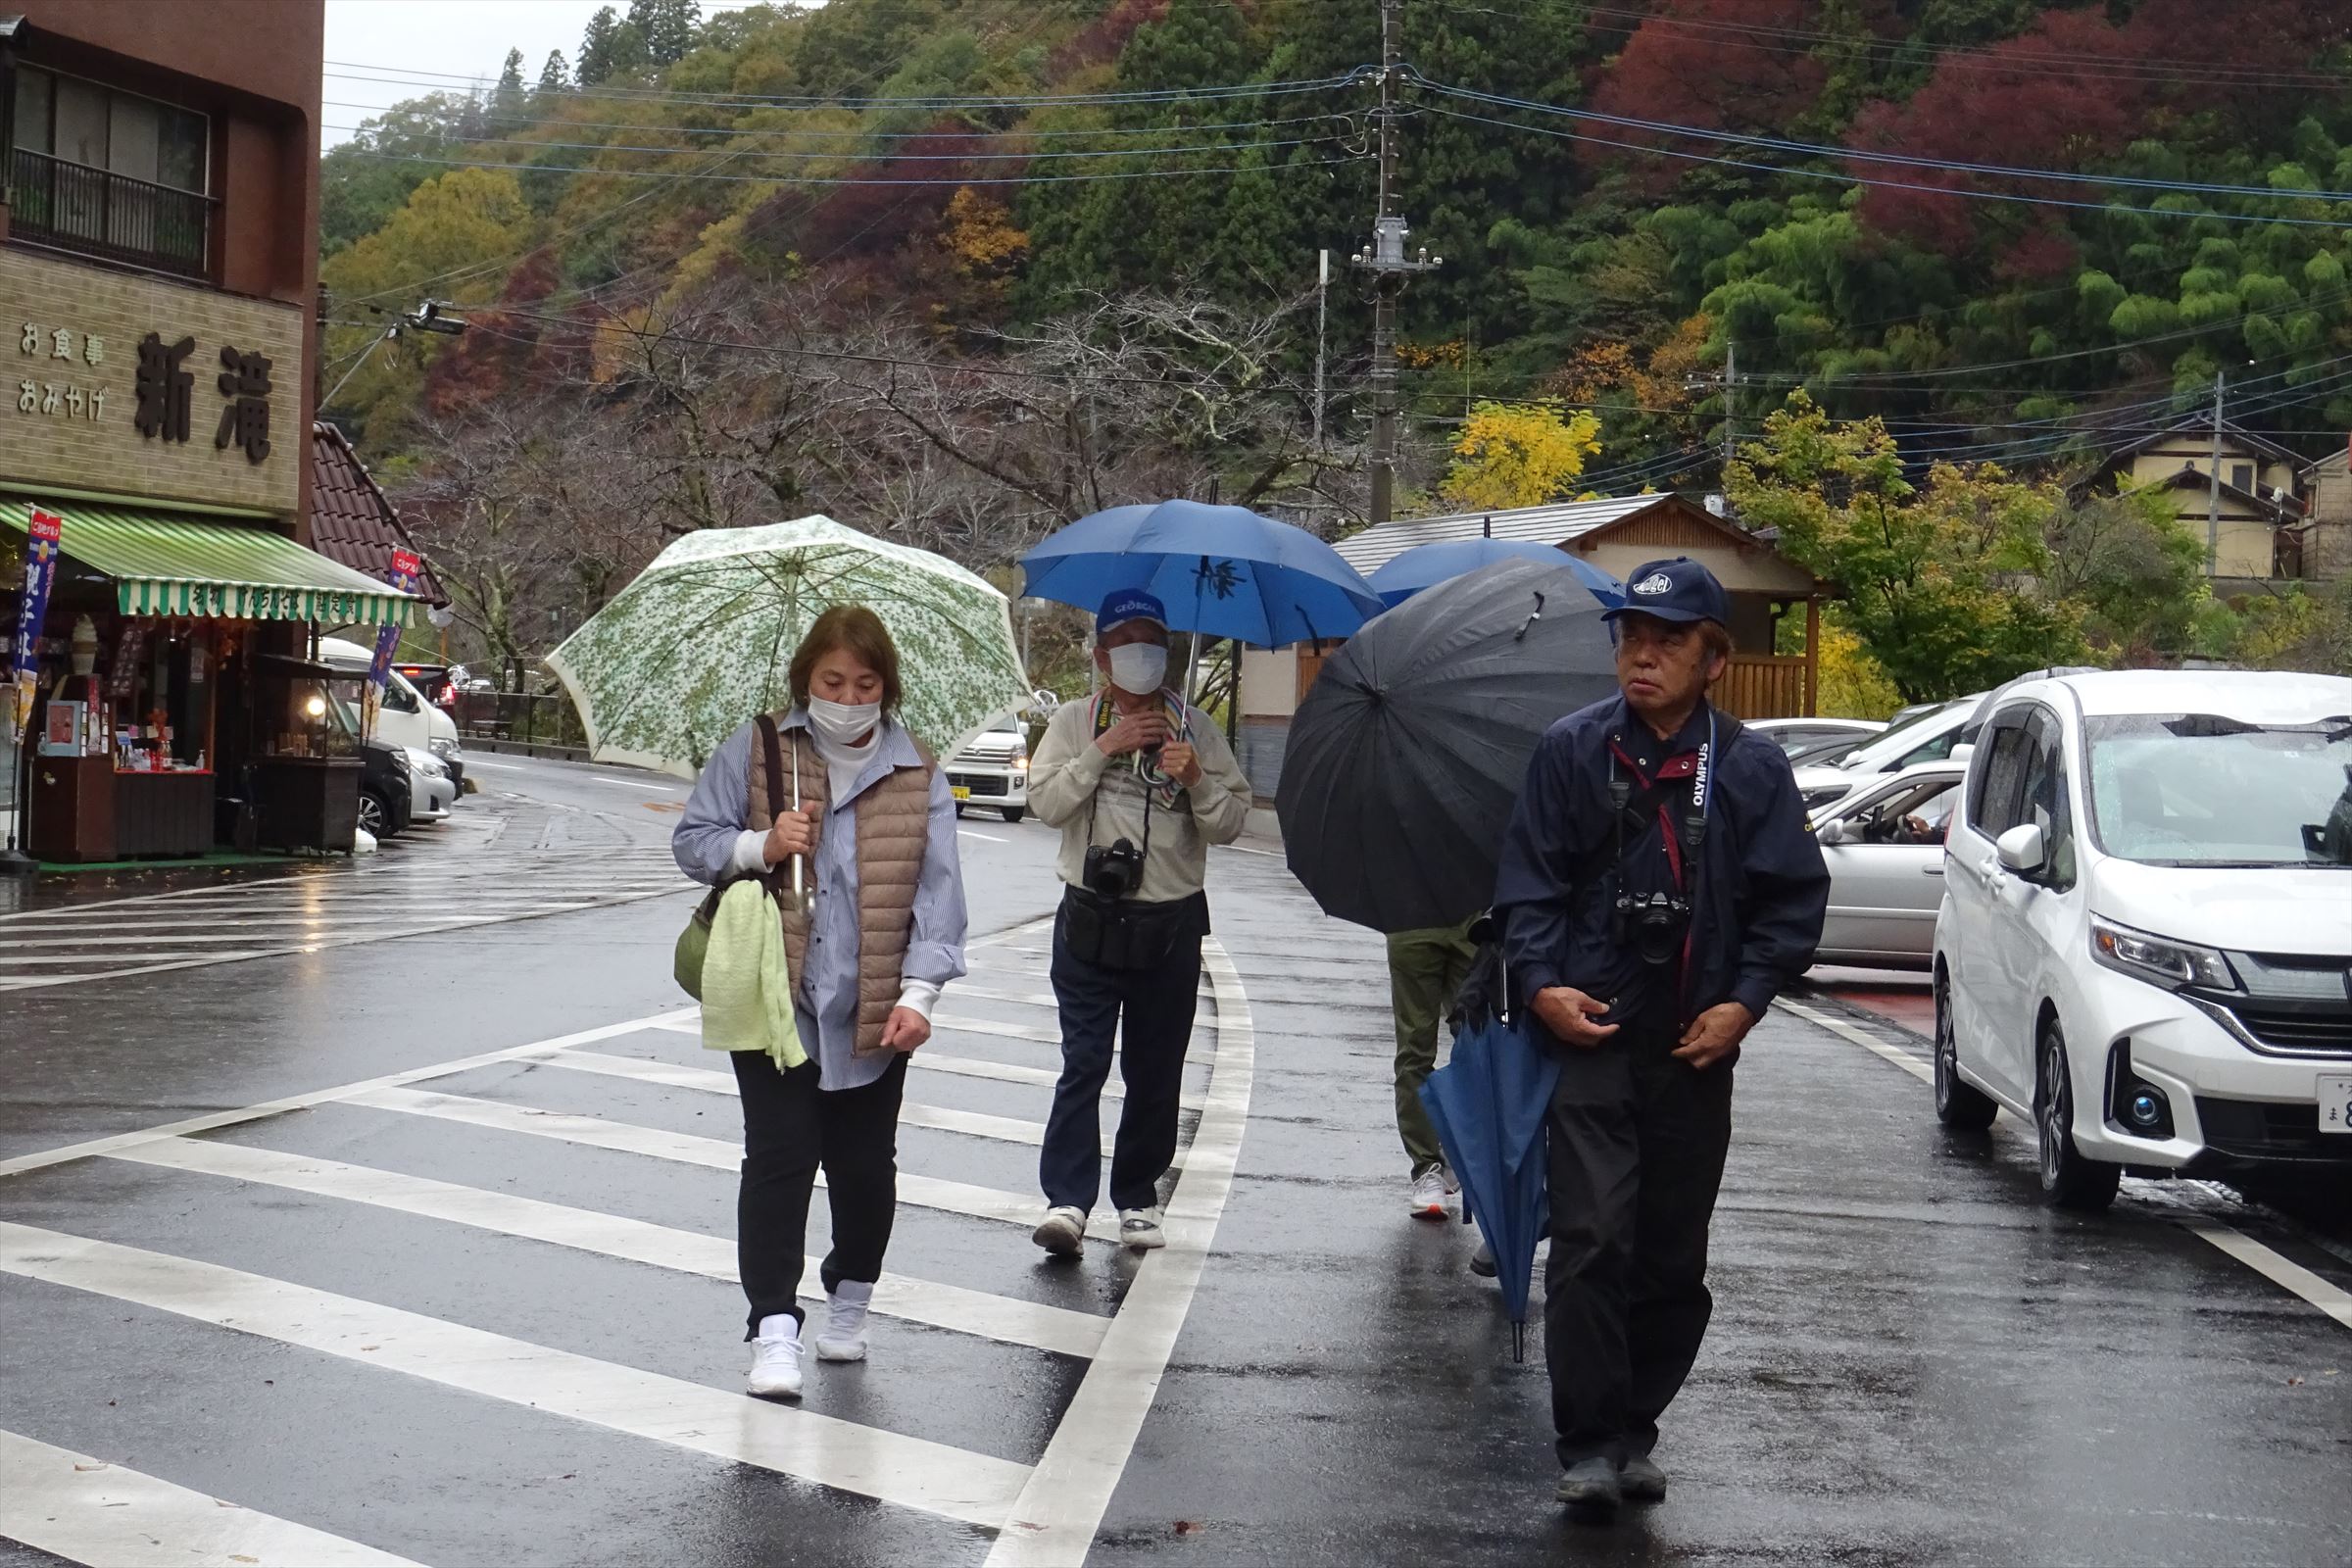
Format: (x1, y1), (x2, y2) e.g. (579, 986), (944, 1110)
(1277, 558), (1621, 934)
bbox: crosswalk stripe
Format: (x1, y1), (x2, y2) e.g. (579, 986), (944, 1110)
(948, 983), (1064, 1010)
(541, 1049), (1175, 1164)
(933, 1013), (1065, 1047)
(0, 1427), (423, 1568)
(0, 1221), (1032, 1531)
(347, 1086), (1117, 1233)
(109, 1138), (1108, 1359)
(909, 1053), (1208, 1111)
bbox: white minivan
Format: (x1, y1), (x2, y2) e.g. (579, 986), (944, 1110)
(1932, 670), (2352, 1208)
(318, 636), (465, 794)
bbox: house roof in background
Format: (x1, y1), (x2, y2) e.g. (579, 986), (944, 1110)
(2103, 415), (2311, 471)
(309, 421), (448, 607)
(1333, 494), (1685, 574)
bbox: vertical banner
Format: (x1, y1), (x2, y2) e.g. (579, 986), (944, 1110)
(11, 510), (63, 735)
(363, 550), (421, 737)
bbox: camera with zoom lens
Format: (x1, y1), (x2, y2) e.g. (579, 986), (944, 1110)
(1085, 837), (1146, 901)
(1615, 889), (1691, 965)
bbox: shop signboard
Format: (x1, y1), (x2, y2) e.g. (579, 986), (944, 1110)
(3, 249), (303, 520)
(11, 510), (62, 733)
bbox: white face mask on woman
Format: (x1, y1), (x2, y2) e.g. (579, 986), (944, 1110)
(1106, 643), (1169, 697)
(806, 696), (881, 747)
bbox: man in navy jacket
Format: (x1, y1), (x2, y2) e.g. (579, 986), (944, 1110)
(1493, 556), (1829, 1518)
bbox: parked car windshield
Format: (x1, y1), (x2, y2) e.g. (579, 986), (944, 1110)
(1838, 699), (1968, 772)
(2085, 712), (2352, 867)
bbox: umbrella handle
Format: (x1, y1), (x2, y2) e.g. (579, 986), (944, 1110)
(790, 733), (812, 913)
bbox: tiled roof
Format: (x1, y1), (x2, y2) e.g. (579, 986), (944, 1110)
(309, 420), (448, 606)
(1332, 494), (1682, 574)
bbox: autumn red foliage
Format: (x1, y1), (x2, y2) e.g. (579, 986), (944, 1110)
(1049, 0), (1175, 77)
(1584, 0), (1830, 193)
(1848, 0), (2352, 253)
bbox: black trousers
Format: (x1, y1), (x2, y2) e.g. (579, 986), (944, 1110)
(1544, 1022), (1735, 1467)
(1039, 896), (1204, 1214)
(732, 1050), (907, 1337)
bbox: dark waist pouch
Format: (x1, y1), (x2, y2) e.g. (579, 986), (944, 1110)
(1060, 886), (1209, 970)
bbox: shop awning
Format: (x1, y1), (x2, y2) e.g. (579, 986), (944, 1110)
(1, 499), (417, 626)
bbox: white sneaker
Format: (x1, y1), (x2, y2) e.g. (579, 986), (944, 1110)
(1409, 1167), (1450, 1220)
(1033, 1205), (1087, 1256)
(746, 1313), (804, 1399)
(1118, 1206), (1166, 1250)
(813, 1281), (872, 1362)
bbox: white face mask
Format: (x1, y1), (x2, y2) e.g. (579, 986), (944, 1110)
(806, 696), (881, 747)
(1106, 643), (1169, 697)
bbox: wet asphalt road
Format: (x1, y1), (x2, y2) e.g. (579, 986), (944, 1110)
(1, 753), (2348, 1567)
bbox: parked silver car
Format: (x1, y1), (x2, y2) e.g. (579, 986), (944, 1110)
(1810, 759), (1966, 969)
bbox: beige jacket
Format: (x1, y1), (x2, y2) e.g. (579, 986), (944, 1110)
(1027, 691), (1251, 904)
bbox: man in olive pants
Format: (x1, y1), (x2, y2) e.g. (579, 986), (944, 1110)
(1388, 919), (1480, 1217)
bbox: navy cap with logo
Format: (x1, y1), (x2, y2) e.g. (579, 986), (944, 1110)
(1098, 588), (1169, 634)
(1602, 556), (1730, 627)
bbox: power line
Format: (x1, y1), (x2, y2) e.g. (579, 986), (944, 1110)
(349, 142), (1361, 186)
(324, 123), (1345, 165)
(324, 99), (1348, 142)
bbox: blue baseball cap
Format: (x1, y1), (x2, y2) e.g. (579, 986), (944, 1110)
(1602, 557), (1730, 627)
(1098, 589), (1168, 634)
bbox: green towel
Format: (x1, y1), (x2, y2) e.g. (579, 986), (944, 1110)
(700, 878), (805, 1070)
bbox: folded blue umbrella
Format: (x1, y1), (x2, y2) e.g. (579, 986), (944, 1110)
(1369, 538), (1626, 610)
(1019, 499), (1386, 647)
(1420, 1008), (1560, 1361)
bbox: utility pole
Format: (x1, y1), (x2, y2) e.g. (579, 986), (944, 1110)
(1352, 0), (1439, 526)
(1312, 248), (1330, 456)
(1722, 338), (1738, 477)
(2206, 370), (2225, 574)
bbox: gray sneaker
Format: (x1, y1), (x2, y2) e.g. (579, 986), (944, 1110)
(1618, 1452), (1667, 1502)
(1555, 1456), (1621, 1516)
(1032, 1205), (1086, 1257)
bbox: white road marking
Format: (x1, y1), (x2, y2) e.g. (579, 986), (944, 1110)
(948, 983), (1063, 1011)
(957, 829), (1009, 844)
(347, 1085), (1117, 1233)
(910, 1053), (1208, 1111)
(1779, 999), (1933, 1084)
(542, 1048), (1165, 1162)
(590, 777), (682, 794)
(0, 1222), (1032, 1530)
(1783, 998), (2352, 1336)
(461, 758), (523, 769)
(0, 1007), (694, 1179)
(934, 1013), (1066, 1047)
(110, 1137), (1109, 1358)
(987, 937), (1256, 1568)
(0, 1427), (423, 1568)
(1214, 843), (1285, 858)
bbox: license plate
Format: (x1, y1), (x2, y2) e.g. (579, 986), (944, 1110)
(952, 785), (970, 802)
(2321, 1076), (2352, 1135)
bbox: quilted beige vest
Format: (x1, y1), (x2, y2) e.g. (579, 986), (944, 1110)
(746, 715), (937, 1055)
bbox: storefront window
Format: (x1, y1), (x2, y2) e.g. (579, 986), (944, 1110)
(13, 67), (208, 193)
(13, 65), (53, 156)
(252, 656), (348, 760)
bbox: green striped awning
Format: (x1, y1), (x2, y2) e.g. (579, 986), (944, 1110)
(1, 499), (418, 626)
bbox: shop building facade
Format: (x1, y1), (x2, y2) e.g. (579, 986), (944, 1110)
(1, 2), (416, 863)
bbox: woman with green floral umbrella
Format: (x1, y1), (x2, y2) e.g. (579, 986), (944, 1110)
(546, 515), (1030, 777)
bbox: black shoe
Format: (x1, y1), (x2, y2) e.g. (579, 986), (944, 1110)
(1618, 1452), (1667, 1502)
(1555, 1457), (1621, 1518)
(1469, 1242), (1497, 1278)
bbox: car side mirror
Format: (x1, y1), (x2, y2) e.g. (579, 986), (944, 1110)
(1995, 822), (2046, 875)
(1949, 742), (1976, 764)
(1816, 818), (1853, 846)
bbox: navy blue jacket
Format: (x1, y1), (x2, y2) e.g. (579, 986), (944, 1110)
(1494, 696), (1829, 1027)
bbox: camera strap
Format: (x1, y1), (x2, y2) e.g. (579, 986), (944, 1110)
(1607, 708), (1716, 897)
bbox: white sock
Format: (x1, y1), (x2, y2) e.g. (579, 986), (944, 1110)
(829, 1280), (874, 1307)
(757, 1313), (800, 1341)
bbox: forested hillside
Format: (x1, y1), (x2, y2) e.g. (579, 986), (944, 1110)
(319, 0), (2352, 684)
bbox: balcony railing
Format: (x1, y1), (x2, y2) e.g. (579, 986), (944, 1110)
(7, 148), (213, 279)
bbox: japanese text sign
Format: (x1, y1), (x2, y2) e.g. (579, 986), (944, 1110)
(12, 511), (63, 732)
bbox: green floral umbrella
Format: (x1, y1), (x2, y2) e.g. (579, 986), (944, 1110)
(546, 515), (1030, 778)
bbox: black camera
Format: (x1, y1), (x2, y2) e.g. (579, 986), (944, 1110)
(1615, 889), (1691, 965)
(1085, 837), (1146, 901)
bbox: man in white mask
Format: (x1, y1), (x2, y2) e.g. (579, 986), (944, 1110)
(1026, 589), (1251, 1253)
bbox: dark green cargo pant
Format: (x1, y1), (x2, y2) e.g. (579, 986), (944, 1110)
(1386, 920), (1481, 1177)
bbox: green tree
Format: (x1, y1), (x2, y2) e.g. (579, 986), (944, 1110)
(492, 48), (526, 123)
(535, 49), (571, 101)
(629, 0), (703, 66)
(576, 6), (620, 85)
(2042, 482), (2210, 662)
(606, 19), (654, 78)
(1729, 395), (2087, 702)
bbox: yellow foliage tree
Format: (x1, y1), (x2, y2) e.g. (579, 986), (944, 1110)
(1441, 400), (1602, 512)
(940, 187), (1029, 277)
(1812, 614), (1903, 719)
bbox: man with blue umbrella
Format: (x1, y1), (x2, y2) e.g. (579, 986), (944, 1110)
(1026, 591), (1252, 1255)
(1493, 558), (1828, 1520)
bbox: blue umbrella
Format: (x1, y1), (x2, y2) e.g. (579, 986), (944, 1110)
(1370, 538), (1626, 610)
(1420, 1006), (1560, 1361)
(1020, 499), (1386, 649)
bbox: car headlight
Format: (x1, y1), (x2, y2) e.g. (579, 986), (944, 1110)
(430, 737), (460, 760)
(419, 758), (448, 779)
(2089, 916), (2238, 993)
